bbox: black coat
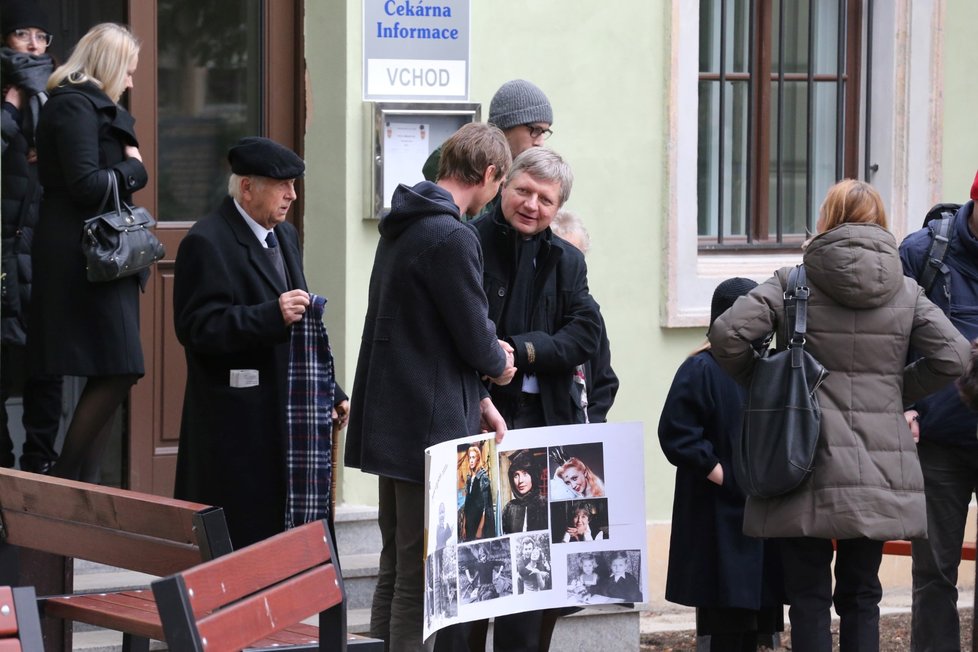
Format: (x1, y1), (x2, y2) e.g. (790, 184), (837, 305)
(345, 182), (506, 484)
(658, 350), (780, 609)
(471, 208), (602, 426)
(172, 197), (346, 547)
(1, 51), (53, 345)
(583, 314), (618, 423)
(29, 82), (147, 375)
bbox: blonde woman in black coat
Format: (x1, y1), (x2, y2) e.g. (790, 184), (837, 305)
(29, 24), (146, 481)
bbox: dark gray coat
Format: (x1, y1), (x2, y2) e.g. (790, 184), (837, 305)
(710, 224), (970, 540)
(29, 82), (147, 376)
(345, 181), (506, 484)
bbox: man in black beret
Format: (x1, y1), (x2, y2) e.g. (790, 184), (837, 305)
(172, 137), (348, 548)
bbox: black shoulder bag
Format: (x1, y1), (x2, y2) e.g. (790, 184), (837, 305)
(734, 264), (828, 498)
(81, 171), (165, 283)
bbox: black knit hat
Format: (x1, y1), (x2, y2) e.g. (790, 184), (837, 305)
(710, 277), (758, 325)
(227, 137), (304, 179)
(1, 0), (50, 36)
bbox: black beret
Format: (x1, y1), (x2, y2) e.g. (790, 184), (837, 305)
(1, 0), (51, 36)
(227, 136), (304, 179)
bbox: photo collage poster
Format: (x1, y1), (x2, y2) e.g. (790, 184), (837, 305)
(422, 422), (647, 640)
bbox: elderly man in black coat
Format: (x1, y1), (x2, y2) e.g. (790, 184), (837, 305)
(173, 137), (347, 549)
(345, 122), (516, 652)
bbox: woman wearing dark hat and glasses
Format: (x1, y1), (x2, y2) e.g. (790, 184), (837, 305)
(658, 278), (785, 651)
(29, 22), (146, 481)
(0, 0), (63, 474)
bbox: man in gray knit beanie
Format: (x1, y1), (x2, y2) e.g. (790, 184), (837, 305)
(487, 79), (553, 158)
(422, 80), (554, 220)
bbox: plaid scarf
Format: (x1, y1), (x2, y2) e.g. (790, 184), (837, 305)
(285, 293), (335, 529)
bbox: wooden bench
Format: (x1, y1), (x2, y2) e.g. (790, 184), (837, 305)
(0, 467), (232, 651)
(153, 519), (353, 652)
(0, 586), (43, 652)
(0, 468), (381, 651)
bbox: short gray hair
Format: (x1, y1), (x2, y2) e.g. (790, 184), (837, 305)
(505, 147), (573, 207)
(227, 173), (266, 201)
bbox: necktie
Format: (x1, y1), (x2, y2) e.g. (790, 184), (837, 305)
(265, 231), (287, 286)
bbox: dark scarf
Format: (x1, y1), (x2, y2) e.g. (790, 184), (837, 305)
(1, 47), (53, 144)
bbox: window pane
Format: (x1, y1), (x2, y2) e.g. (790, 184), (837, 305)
(725, 81), (750, 237)
(156, 1), (263, 221)
(699, 0), (751, 74)
(811, 82), (839, 226)
(812, 0), (841, 75)
(777, 82), (809, 237)
(774, 0), (811, 74)
(699, 0), (721, 72)
(697, 81), (719, 236)
(697, 81), (749, 238)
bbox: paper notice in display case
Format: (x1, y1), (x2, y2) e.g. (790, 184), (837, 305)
(382, 121), (430, 210)
(422, 422), (648, 641)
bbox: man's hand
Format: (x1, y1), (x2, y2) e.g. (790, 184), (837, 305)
(904, 409), (920, 443)
(480, 397), (507, 444)
(279, 289), (310, 325)
(333, 399), (350, 430)
(488, 340), (517, 386)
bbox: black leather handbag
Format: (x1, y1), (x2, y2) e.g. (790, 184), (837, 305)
(735, 264), (828, 498)
(81, 171), (164, 282)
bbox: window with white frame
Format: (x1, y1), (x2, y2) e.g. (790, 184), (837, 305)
(697, 0), (863, 250)
(664, 0), (949, 328)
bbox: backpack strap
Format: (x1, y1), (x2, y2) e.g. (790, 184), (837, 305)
(919, 213), (954, 296)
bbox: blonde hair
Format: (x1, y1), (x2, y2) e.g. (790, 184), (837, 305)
(817, 179), (888, 232)
(48, 23), (139, 103)
(551, 209), (591, 254)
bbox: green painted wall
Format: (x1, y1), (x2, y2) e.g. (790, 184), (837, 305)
(301, 1), (744, 519)
(942, 0), (978, 197)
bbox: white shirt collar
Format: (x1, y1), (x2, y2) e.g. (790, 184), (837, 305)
(233, 198), (275, 248)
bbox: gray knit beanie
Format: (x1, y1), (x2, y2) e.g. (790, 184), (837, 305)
(488, 79), (553, 130)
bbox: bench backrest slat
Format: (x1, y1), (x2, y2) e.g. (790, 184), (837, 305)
(153, 520), (346, 652)
(0, 468), (232, 575)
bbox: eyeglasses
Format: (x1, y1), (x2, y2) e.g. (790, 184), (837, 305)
(524, 124), (553, 140)
(11, 29), (52, 47)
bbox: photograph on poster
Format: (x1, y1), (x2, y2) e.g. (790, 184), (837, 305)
(425, 543), (459, 630)
(512, 532), (553, 594)
(550, 498), (609, 543)
(499, 447), (550, 534)
(566, 549), (644, 604)
(457, 440), (498, 542)
(549, 443), (607, 500)
(458, 539), (513, 605)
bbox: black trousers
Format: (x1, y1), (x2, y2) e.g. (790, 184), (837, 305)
(0, 343), (62, 470)
(780, 537), (884, 652)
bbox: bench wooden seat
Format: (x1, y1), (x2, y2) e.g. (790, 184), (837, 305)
(152, 519), (346, 652)
(0, 586), (43, 652)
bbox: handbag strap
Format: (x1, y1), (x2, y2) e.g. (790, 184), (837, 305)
(784, 264), (810, 366)
(96, 170), (122, 215)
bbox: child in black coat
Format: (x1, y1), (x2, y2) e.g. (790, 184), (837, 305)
(658, 277), (783, 652)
